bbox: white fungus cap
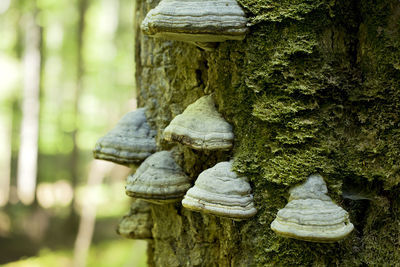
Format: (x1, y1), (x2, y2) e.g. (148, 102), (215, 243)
(163, 95), (234, 150)
(271, 174), (354, 243)
(182, 161), (257, 220)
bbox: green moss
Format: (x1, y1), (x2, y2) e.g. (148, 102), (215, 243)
(212, 0), (400, 190)
(212, 17), (340, 187)
(252, 95), (318, 124)
(210, 0), (400, 265)
(237, 0), (331, 24)
(360, 195), (400, 264)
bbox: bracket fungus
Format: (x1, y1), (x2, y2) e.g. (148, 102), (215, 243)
(141, 0), (248, 44)
(182, 161), (257, 220)
(93, 108), (157, 165)
(163, 95), (234, 150)
(270, 174), (354, 243)
(116, 199), (153, 240)
(125, 151), (192, 204)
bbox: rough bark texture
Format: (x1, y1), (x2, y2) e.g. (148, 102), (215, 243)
(135, 0), (400, 266)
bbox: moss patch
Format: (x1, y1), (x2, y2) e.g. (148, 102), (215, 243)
(209, 0), (400, 265)
(237, 0), (330, 24)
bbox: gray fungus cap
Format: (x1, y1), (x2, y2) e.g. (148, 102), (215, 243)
(125, 151), (192, 204)
(141, 0), (248, 43)
(93, 108), (157, 165)
(163, 95), (234, 150)
(182, 161), (257, 220)
(270, 174), (354, 243)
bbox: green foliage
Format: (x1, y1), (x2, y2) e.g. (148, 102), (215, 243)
(0, 0), (139, 263)
(75, 182), (131, 219)
(38, 0), (134, 155)
(87, 239), (147, 267)
(3, 239), (147, 267)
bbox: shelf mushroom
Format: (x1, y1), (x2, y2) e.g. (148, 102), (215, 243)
(125, 151), (192, 204)
(270, 174), (354, 243)
(93, 108), (157, 166)
(182, 161), (257, 220)
(163, 95), (234, 150)
(141, 0), (248, 47)
(116, 199), (153, 240)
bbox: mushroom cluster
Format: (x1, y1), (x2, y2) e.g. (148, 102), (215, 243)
(93, 108), (157, 165)
(270, 174), (354, 243)
(125, 151), (192, 204)
(182, 161), (256, 220)
(163, 95), (234, 150)
(141, 0), (248, 44)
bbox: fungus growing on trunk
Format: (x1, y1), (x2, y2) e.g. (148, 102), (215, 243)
(270, 174), (354, 243)
(182, 161), (256, 220)
(141, 0), (248, 46)
(125, 151), (192, 204)
(93, 108), (157, 165)
(116, 199), (153, 240)
(163, 95), (234, 150)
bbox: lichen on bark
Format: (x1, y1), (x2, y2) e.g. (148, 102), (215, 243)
(134, 0), (400, 265)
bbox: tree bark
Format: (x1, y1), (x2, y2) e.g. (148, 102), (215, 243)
(135, 0), (400, 266)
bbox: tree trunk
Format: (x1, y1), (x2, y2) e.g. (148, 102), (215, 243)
(17, 11), (42, 205)
(0, 113), (11, 207)
(73, 161), (114, 267)
(67, 0), (88, 228)
(134, 0), (400, 266)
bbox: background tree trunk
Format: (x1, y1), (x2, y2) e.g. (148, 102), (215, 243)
(17, 11), (42, 205)
(69, 0), (88, 220)
(135, 0), (400, 266)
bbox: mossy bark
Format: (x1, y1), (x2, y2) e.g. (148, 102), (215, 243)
(135, 0), (400, 266)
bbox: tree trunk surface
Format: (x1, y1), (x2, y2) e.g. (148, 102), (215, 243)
(135, 0), (400, 266)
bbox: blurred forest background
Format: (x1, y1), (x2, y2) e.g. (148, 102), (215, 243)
(0, 0), (147, 266)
